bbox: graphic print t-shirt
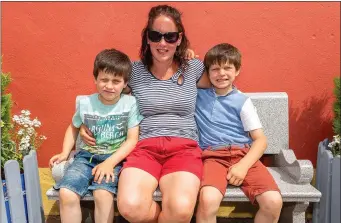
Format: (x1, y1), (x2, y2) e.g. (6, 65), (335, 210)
(72, 93), (143, 154)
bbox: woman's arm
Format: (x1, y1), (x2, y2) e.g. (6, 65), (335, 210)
(79, 124), (96, 146)
(197, 71), (212, 89)
(122, 85), (132, 94)
(92, 126), (140, 183)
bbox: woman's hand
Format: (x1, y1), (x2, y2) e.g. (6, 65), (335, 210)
(197, 71), (212, 89)
(185, 48), (199, 60)
(79, 124), (96, 146)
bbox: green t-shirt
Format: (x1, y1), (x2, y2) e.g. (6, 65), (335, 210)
(72, 93), (143, 154)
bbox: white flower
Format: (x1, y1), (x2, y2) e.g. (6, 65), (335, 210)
(12, 115), (19, 122)
(21, 137), (28, 144)
(27, 127), (34, 135)
(32, 119), (41, 127)
(18, 129), (24, 135)
(12, 109), (46, 151)
(329, 135), (340, 149)
(23, 117), (30, 124)
(19, 142), (30, 151)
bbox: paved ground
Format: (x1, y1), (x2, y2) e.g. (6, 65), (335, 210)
(44, 202), (313, 223)
(45, 216), (254, 223)
(45, 216), (313, 223)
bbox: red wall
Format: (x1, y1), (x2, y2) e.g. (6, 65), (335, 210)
(2, 2), (340, 167)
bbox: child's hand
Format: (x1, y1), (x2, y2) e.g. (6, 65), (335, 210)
(49, 153), (68, 168)
(185, 48), (199, 60)
(226, 163), (249, 186)
(92, 160), (115, 184)
(79, 124), (96, 146)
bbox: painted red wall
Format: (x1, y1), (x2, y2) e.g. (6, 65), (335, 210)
(2, 2), (340, 167)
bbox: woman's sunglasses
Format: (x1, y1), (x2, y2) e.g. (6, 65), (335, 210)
(148, 30), (180, 44)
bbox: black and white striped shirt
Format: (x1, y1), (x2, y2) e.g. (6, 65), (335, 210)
(129, 59), (205, 141)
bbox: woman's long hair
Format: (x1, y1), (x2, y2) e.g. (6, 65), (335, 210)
(139, 5), (189, 71)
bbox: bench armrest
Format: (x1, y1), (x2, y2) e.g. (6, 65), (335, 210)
(274, 149), (314, 184)
(51, 150), (76, 184)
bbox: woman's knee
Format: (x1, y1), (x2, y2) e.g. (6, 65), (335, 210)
(117, 167), (159, 222)
(59, 188), (80, 206)
(163, 196), (196, 222)
(258, 191), (283, 216)
(117, 194), (150, 222)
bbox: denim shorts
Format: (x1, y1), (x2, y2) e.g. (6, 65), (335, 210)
(54, 150), (122, 197)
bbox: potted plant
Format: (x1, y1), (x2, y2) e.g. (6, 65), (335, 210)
(1, 68), (47, 222)
(1, 71), (16, 170)
(313, 77), (340, 223)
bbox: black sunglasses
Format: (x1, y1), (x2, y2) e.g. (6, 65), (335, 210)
(148, 30), (180, 44)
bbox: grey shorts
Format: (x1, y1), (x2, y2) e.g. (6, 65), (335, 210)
(54, 150), (122, 197)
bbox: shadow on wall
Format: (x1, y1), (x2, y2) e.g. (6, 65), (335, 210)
(289, 92), (333, 166)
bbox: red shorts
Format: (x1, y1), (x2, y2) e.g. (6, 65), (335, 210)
(201, 146), (280, 205)
(122, 137), (203, 181)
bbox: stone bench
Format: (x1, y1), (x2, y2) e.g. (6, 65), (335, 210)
(46, 92), (321, 223)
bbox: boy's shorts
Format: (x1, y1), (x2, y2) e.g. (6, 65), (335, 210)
(122, 136), (203, 181)
(201, 146), (281, 205)
(54, 150), (122, 197)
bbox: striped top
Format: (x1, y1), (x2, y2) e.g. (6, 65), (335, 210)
(128, 59), (205, 141)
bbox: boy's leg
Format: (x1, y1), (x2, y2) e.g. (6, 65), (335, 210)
(59, 188), (81, 223)
(196, 186), (223, 223)
(54, 151), (96, 223)
(93, 189), (115, 223)
(89, 157), (122, 223)
(254, 191), (282, 223)
(196, 159), (227, 223)
(239, 153), (282, 223)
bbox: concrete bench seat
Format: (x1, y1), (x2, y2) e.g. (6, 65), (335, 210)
(46, 92), (321, 223)
(46, 167), (320, 202)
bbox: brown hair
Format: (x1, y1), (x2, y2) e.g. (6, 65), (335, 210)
(204, 43), (242, 72)
(139, 5), (189, 71)
(93, 48), (132, 83)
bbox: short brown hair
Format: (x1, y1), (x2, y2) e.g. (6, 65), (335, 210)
(93, 48), (132, 83)
(204, 43), (241, 72)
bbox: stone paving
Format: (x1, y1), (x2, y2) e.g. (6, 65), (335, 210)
(45, 216), (313, 223)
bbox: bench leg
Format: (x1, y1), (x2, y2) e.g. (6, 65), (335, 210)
(81, 201), (94, 223)
(279, 202), (309, 223)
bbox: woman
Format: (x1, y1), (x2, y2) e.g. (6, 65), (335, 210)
(81, 5), (210, 223)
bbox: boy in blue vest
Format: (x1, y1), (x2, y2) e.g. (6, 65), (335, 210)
(195, 43), (282, 223)
(49, 49), (143, 223)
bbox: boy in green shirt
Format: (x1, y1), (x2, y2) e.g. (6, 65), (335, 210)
(50, 49), (143, 223)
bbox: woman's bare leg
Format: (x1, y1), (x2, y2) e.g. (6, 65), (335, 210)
(117, 167), (160, 223)
(158, 171), (200, 223)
